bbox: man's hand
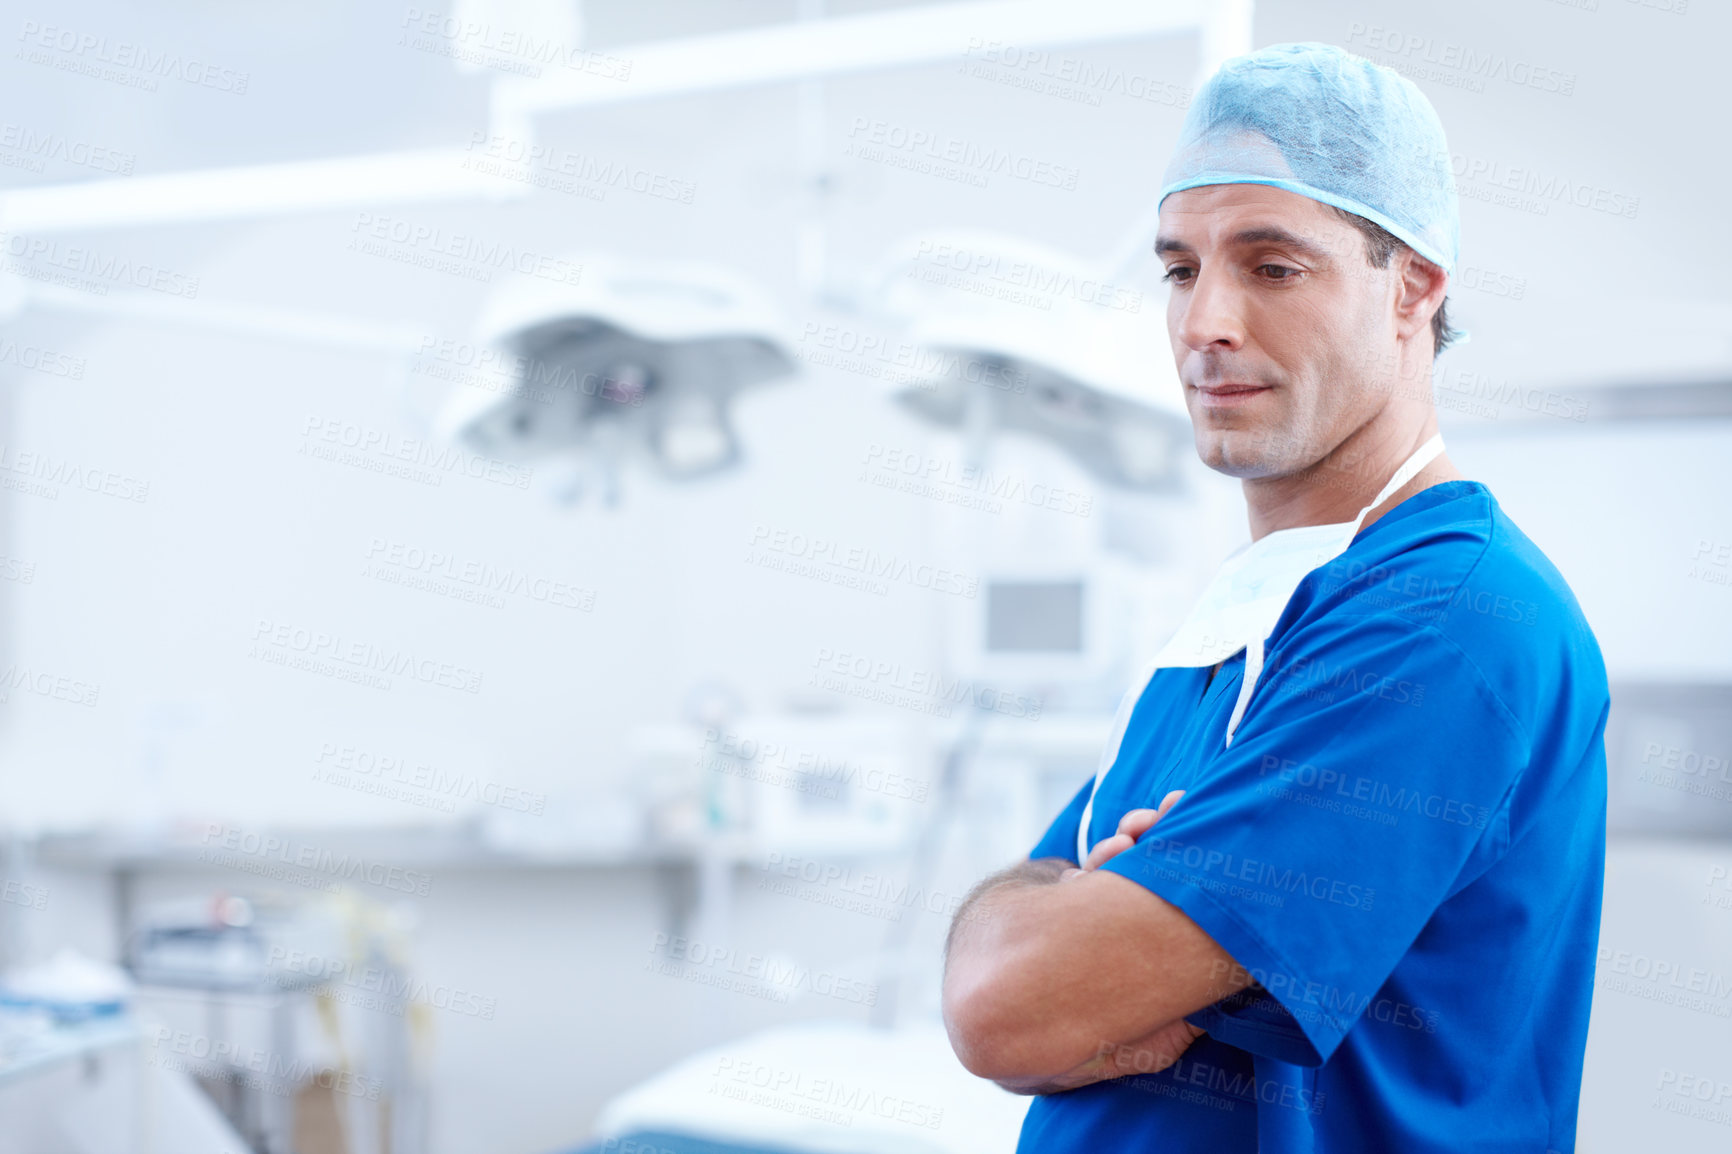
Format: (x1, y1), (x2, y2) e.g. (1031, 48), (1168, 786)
(1063, 789), (1187, 879)
(992, 1015), (1208, 1096)
(993, 791), (1206, 1095)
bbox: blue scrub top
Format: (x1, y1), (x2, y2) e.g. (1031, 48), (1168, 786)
(1021, 480), (1607, 1154)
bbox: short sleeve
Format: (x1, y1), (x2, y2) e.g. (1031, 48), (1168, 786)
(1028, 775), (1093, 866)
(1100, 612), (1526, 1065)
(1183, 983), (1318, 1066)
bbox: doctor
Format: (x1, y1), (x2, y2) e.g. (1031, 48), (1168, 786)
(942, 43), (1607, 1154)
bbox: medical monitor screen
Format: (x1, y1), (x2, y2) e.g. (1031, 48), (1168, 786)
(986, 581), (1084, 653)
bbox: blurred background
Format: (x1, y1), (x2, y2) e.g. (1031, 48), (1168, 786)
(0, 1), (1727, 1151)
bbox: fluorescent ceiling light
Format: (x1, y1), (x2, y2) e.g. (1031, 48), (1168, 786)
(0, 148), (524, 233)
(500, 0), (1207, 115)
(0, 0), (1227, 234)
(13, 281), (426, 354)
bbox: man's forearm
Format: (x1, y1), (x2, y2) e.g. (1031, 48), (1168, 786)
(943, 857), (1076, 1092)
(944, 858), (1211, 1096)
(941, 851), (1248, 1087)
(942, 856), (1117, 1081)
(991, 1018), (1208, 1096)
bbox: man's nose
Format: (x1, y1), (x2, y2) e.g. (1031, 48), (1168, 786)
(1174, 269), (1245, 352)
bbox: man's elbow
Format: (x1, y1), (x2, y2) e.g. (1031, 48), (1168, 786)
(942, 981), (1010, 1080)
(943, 970), (1074, 1083)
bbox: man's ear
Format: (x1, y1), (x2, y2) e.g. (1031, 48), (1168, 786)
(1392, 249), (1448, 345)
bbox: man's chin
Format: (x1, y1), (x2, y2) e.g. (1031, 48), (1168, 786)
(1193, 429), (1286, 480)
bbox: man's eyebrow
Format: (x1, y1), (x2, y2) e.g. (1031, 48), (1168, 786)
(1153, 226), (1334, 261)
(1230, 225), (1332, 260)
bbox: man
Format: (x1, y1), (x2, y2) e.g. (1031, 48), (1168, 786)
(942, 42), (1607, 1153)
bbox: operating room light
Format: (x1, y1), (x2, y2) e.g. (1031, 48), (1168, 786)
(436, 255), (795, 498)
(866, 230), (1190, 491)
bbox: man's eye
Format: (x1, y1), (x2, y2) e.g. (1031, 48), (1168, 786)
(1259, 265), (1300, 281)
(1161, 266), (1195, 285)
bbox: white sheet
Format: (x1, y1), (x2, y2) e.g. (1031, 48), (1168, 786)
(594, 1019), (1031, 1154)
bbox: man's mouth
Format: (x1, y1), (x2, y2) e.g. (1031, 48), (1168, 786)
(1192, 382), (1273, 408)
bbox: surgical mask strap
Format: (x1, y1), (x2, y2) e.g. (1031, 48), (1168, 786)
(1074, 434), (1447, 861)
(1354, 434), (1445, 535)
(1223, 634), (1263, 748)
(1075, 660), (1157, 862)
(1222, 434), (1442, 750)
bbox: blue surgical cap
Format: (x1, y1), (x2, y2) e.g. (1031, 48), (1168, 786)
(1160, 42), (1459, 273)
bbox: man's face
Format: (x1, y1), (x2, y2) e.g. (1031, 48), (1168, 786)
(1156, 184), (1401, 479)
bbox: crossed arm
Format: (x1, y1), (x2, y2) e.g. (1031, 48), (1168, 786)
(941, 795), (1254, 1094)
